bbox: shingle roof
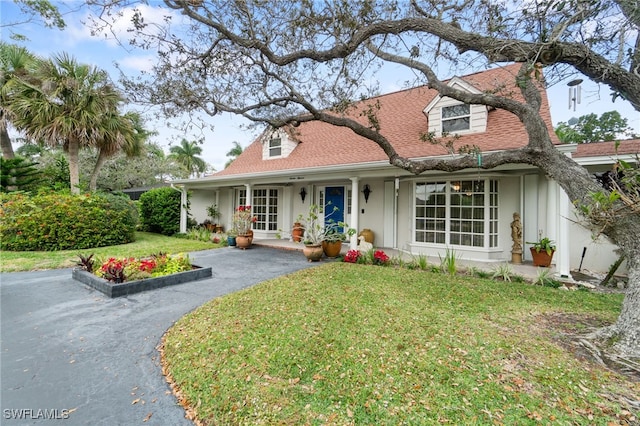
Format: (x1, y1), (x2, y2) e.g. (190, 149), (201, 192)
(215, 64), (559, 177)
(573, 139), (640, 158)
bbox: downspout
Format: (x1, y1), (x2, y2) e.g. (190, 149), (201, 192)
(170, 183), (188, 234)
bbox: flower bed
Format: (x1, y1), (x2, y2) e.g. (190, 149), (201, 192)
(72, 253), (212, 298)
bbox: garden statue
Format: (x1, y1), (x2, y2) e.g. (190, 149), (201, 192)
(511, 212), (523, 264)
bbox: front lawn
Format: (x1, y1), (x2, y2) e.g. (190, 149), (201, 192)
(162, 263), (638, 425)
(0, 232), (219, 272)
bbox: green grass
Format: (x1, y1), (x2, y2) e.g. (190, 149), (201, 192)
(0, 232), (219, 272)
(162, 263), (638, 425)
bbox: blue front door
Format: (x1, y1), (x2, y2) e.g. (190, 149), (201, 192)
(324, 186), (344, 227)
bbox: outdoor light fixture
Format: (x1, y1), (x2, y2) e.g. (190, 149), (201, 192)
(362, 184), (372, 203)
(299, 187), (307, 203)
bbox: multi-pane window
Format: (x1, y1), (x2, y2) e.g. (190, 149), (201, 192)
(442, 104), (470, 133)
(489, 180), (499, 247)
(415, 179), (498, 248)
(268, 138), (282, 157)
(415, 182), (447, 244)
(237, 189), (247, 207)
(450, 180), (485, 247)
(253, 188), (278, 231)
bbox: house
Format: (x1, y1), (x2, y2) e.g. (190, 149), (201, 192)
(172, 64), (636, 275)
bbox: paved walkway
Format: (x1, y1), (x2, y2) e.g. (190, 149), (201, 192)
(1, 246), (320, 425)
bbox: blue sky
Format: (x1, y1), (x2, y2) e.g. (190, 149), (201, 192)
(2, 1), (638, 172)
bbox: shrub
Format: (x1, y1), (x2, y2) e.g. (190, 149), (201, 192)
(138, 187), (181, 236)
(0, 191), (137, 251)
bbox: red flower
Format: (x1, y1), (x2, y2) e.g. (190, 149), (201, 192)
(343, 249), (361, 263)
(373, 250), (389, 265)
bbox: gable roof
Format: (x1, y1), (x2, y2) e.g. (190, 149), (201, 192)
(214, 63), (559, 177)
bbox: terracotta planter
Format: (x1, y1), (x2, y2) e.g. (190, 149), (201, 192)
(322, 240), (343, 258)
(246, 229), (254, 244)
(236, 235), (252, 250)
(292, 222), (304, 242)
(303, 244), (324, 262)
(530, 247), (554, 267)
(358, 228), (374, 245)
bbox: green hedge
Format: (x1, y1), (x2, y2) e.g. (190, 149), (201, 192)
(0, 192), (138, 251)
(138, 187), (181, 236)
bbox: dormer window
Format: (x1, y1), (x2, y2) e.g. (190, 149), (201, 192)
(442, 104), (470, 133)
(261, 130), (298, 160)
(268, 138), (282, 157)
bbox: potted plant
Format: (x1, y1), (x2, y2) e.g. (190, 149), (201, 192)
(232, 205), (256, 249)
(206, 203), (221, 230)
(291, 221), (305, 242)
(296, 204), (326, 261)
(322, 220), (355, 258)
(226, 228), (237, 247)
(527, 234), (556, 267)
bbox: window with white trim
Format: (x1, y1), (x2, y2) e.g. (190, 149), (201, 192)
(236, 189), (247, 208)
(253, 188), (279, 231)
(415, 179), (498, 248)
(442, 104), (470, 133)
(268, 138), (282, 157)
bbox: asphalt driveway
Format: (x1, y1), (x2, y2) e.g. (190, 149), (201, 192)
(1, 246), (318, 425)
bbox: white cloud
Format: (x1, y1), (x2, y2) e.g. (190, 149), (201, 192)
(117, 54), (156, 73)
(64, 3), (181, 49)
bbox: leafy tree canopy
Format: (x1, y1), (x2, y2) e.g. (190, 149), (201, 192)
(555, 111), (635, 143)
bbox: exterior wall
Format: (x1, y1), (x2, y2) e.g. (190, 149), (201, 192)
(356, 179), (385, 245)
(189, 190), (218, 225)
(497, 176), (521, 262)
(566, 219), (627, 274)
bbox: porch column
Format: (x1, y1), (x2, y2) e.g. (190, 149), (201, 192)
(349, 177), (359, 250)
(244, 184), (252, 205)
(178, 185), (188, 234)
(556, 185), (572, 278)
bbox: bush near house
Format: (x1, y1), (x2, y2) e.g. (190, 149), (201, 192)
(0, 192), (138, 251)
(138, 187), (181, 236)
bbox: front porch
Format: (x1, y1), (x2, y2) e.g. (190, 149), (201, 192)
(252, 238), (561, 282)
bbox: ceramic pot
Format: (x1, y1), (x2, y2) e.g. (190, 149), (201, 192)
(303, 244), (323, 262)
(322, 240), (343, 258)
(358, 228), (374, 244)
(236, 235), (252, 250)
(292, 222), (304, 242)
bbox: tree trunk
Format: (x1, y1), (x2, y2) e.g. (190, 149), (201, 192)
(522, 120), (640, 357)
(67, 140), (81, 194)
(0, 116), (15, 159)
(89, 149), (110, 192)
(611, 254), (640, 356)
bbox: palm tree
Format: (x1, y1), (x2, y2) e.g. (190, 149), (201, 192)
(224, 141), (243, 168)
(5, 53), (124, 193)
(168, 138), (208, 178)
(0, 43), (39, 159)
(88, 111), (152, 191)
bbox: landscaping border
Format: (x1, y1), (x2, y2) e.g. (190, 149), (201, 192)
(72, 266), (213, 298)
